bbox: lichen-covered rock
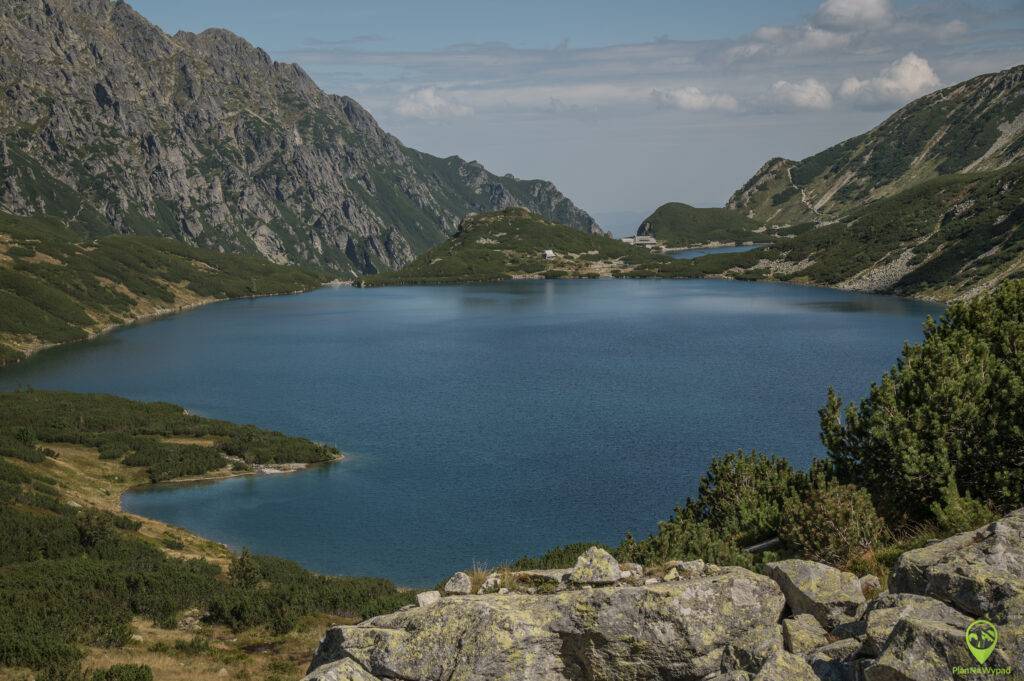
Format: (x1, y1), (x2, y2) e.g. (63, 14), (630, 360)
(479, 573), (501, 594)
(508, 568), (571, 592)
(443, 572), (472, 595)
(620, 562), (644, 578)
(751, 650), (819, 681)
(860, 574), (883, 599)
(890, 509), (1024, 620)
(665, 559), (705, 578)
(301, 658), (380, 681)
(862, 593), (970, 657)
(307, 568), (785, 681)
(765, 559), (866, 629)
(569, 547), (622, 585)
(782, 614), (829, 654)
(864, 617), (1012, 681)
(415, 590), (441, 608)
(889, 508), (1024, 665)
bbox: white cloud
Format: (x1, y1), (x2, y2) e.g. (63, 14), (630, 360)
(768, 79), (834, 110)
(815, 0), (892, 29)
(839, 53), (940, 105)
(651, 86), (739, 112)
(395, 87), (474, 119)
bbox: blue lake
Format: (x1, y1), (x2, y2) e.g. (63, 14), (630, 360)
(0, 279), (943, 586)
(670, 244), (764, 259)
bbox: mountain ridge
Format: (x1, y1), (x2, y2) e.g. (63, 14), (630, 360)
(729, 64), (1024, 225)
(0, 0), (600, 276)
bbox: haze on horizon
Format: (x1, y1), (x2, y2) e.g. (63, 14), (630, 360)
(130, 0), (1024, 234)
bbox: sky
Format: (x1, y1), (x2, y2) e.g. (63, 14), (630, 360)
(130, 0), (1024, 233)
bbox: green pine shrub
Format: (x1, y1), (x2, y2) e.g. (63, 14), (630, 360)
(821, 280), (1024, 520)
(779, 477), (887, 568)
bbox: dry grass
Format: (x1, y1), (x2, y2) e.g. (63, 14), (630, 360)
(76, 616), (346, 681)
(13, 443), (234, 567)
(4, 445), (360, 679)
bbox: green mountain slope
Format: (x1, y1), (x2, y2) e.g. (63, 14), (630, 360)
(636, 203), (764, 247)
(729, 65), (1024, 225)
(0, 0), (599, 276)
(0, 213), (327, 365)
(359, 208), (665, 285)
(732, 164), (1024, 300)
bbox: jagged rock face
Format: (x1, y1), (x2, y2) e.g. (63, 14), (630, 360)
(0, 0), (600, 275)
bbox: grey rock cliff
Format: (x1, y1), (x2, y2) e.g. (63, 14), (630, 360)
(0, 0), (600, 275)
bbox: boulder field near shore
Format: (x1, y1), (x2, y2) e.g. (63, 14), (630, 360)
(304, 512), (1024, 681)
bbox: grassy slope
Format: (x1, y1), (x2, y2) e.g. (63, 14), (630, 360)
(358, 208), (666, 285)
(737, 164), (1024, 299)
(0, 212), (329, 365)
(638, 202), (764, 247)
(0, 390), (412, 681)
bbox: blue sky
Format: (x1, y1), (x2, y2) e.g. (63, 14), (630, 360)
(131, 0), (1024, 232)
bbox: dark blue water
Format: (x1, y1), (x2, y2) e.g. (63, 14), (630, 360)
(670, 244), (764, 259)
(0, 280), (942, 586)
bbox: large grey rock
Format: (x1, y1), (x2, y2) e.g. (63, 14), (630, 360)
(890, 508), (1024, 664)
(301, 658), (380, 681)
(751, 650), (819, 681)
(569, 547), (622, 585)
(307, 568), (786, 681)
(862, 593), (970, 658)
(443, 571), (472, 595)
(765, 560), (866, 629)
(782, 614), (829, 654)
(415, 590), (441, 608)
(864, 617), (1013, 681)
(890, 509), (1024, 619)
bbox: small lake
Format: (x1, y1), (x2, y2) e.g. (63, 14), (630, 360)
(670, 244), (764, 259)
(0, 279), (942, 586)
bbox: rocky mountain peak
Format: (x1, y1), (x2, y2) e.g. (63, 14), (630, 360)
(0, 0), (600, 274)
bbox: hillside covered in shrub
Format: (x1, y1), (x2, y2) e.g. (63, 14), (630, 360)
(0, 213), (329, 366)
(0, 390), (412, 680)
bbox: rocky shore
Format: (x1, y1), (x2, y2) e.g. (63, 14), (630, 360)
(304, 510), (1024, 681)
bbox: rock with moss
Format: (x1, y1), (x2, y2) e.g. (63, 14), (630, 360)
(864, 617), (1012, 681)
(443, 572), (472, 595)
(301, 658), (381, 681)
(307, 567), (785, 681)
(569, 546), (622, 585)
(890, 509), (1024, 618)
(782, 614), (829, 654)
(765, 559), (866, 629)
(861, 593), (970, 658)
(750, 650), (819, 681)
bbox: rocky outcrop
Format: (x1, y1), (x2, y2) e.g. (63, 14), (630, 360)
(306, 510), (1024, 681)
(0, 0), (599, 276)
(765, 560), (866, 629)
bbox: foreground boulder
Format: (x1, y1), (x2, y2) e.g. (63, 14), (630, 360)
(890, 509), (1024, 618)
(890, 509), (1024, 663)
(306, 509), (1024, 681)
(765, 559), (866, 629)
(570, 546), (622, 585)
(308, 567), (785, 681)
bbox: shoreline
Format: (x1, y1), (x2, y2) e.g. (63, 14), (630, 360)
(117, 453), (345, 509)
(0, 280), (349, 369)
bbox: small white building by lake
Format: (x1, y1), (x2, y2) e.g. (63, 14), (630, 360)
(543, 249), (557, 260)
